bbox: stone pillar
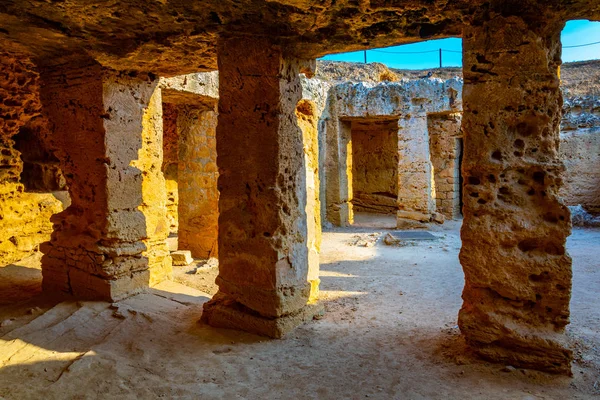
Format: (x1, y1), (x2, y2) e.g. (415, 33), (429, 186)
(396, 115), (435, 228)
(161, 103), (180, 236)
(39, 62), (171, 301)
(324, 118), (353, 226)
(177, 104), (219, 259)
(296, 99), (321, 302)
(459, 17), (572, 373)
(201, 37), (317, 337)
(429, 113), (463, 219)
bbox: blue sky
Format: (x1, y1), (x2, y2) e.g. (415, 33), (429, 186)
(320, 20), (600, 70)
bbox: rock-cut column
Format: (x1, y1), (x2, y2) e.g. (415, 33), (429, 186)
(459, 17), (572, 373)
(201, 37), (318, 337)
(39, 62), (171, 301)
(323, 117), (354, 227)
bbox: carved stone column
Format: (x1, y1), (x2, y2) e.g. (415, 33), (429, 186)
(39, 63), (171, 300)
(201, 37), (318, 337)
(459, 16), (572, 373)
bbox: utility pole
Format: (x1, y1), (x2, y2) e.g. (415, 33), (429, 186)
(364, 50), (367, 64)
(439, 48), (442, 69)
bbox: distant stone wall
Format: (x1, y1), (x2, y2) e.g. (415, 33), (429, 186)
(0, 52), (64, 266)
(318, 77), (463, 226)
(350, 119), (399, 214)
(560, 129), (600, 214)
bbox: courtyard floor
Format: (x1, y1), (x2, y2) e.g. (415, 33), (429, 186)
(0, 219), (598, 399)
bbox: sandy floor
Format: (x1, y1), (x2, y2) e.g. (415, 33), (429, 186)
(0, 222), (599, 399)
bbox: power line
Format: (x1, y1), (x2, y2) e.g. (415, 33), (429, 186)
(370, 48), (439, 54)
(357, 40), (599, 67)
(365, 40), (600, 55)
(369, 48), (462, 55)
(563, 40), (600, 48)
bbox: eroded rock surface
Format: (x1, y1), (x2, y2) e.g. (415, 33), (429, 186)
(458, 16), (572, 373)
(0, 52), (64, 266)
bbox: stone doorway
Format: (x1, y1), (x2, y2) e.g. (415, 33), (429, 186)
(161, 94), (220, 293)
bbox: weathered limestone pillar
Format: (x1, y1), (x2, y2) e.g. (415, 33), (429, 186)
(323, 118), (353, 226)
(202, 37), (317, 337)
(429, 113), (463, 219)
(39, 62), (171, 300)
(177, 104), (219, 259)
(296, 99), (322, 302)
(161, 103), (180, 236)
(459, 17), (572, 373)
(396, 115), (435, 228)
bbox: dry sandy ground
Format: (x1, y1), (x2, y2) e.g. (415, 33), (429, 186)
(0, 220), (599, 399)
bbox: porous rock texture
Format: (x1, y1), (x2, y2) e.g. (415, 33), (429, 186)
(201, 38), (318, 338)
(0, 1), (596, 76)
(161, 102), (180, 235)
(559, 129), (600, 214)
(0, 0), (597, 374)
(159, 72), (220, 257)
(296, 99), (322, 302)
(458, 16), (572, 373)
(0, 52), (64, 266)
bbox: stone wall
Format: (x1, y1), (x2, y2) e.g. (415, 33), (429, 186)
(559, 129), (600, 214)
(159, 73), (220, 259)
(13, 117), (67, 193)
(429, 113), (463, 219)
(0, 52), (64, 267)
(350, 118), (399, 214)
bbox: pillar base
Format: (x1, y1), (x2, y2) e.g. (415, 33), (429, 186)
(469, 341), (571, 375)
(201, 293), (323, 338)
(42, 262), (149, 302)
(41, 240), (150, 302)
(461, 316), (572, 374)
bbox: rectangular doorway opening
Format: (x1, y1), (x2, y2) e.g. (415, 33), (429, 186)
(348, 117), (400, 228)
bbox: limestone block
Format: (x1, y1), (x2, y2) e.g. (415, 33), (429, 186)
(171, 250), (193, 266)
(397, 210), (430, 222)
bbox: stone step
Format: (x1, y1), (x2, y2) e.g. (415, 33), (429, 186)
(0, 301), (80, 342)
(0, 302), (109, 367)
